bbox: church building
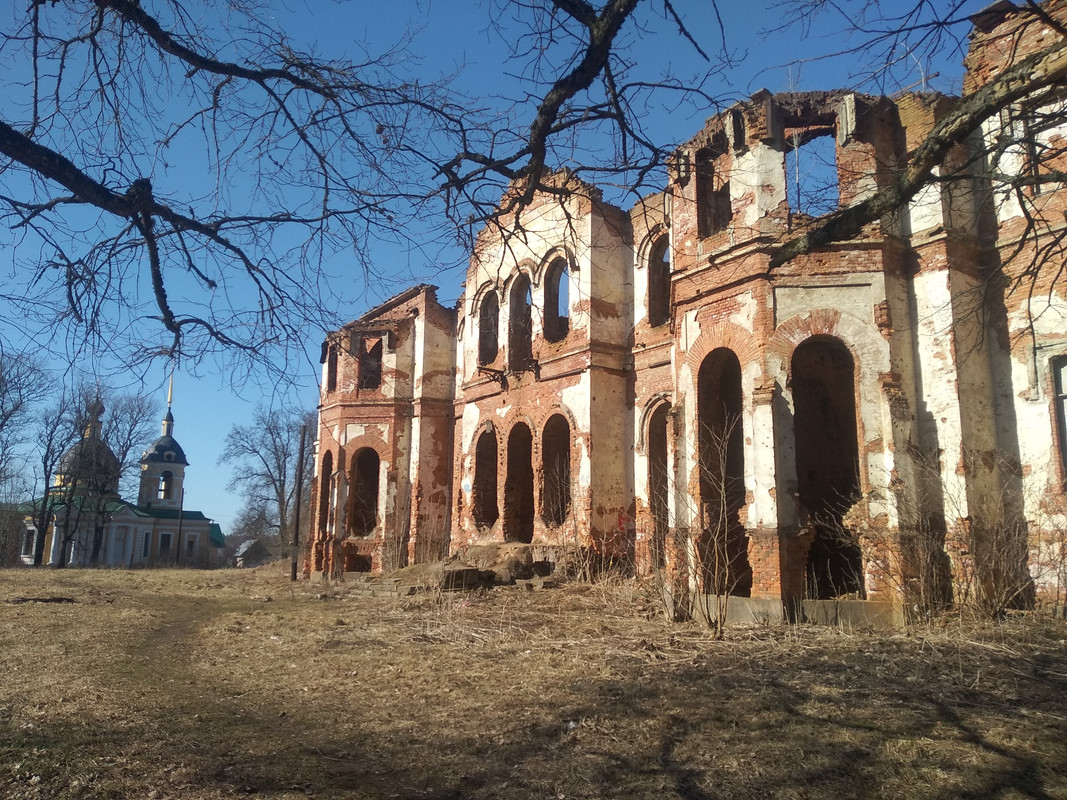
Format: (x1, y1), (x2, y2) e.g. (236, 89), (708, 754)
(21, 393), (224, 567)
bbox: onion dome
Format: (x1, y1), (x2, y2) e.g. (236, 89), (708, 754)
(55, 397), (121, 494)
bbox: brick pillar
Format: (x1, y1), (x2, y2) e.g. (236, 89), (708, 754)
(748, 528), (782, 598)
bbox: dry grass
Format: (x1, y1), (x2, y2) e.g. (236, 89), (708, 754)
(0, 566), (1065, 800)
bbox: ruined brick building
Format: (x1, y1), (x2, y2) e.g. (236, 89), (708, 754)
(308, 1), (1067, 616)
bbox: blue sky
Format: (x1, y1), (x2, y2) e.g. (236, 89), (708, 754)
(2, 0), (989, 533)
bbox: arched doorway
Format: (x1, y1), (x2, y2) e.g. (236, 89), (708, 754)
(647, 403), (670, 568)
(791, 337), (864, 598)
(318, 450), (333, 536)
(541, 414), (571, 526)
(697, 348), (750, 596)
(504, 423), (534, 542)
(473, 429), (499, 528)
(348, 448), (380, 536)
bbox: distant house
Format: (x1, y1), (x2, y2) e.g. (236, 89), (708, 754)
(234, 538), (271, 568)
(21, 396), (225, 567)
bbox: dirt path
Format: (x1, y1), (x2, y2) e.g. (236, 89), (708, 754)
(1, 568), (1065, 799)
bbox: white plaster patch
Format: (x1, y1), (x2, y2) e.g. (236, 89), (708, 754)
(729, 290), (758, 332)
(907, 171), (943, 234)
(774, 284), (873, 327)
(683, 309), (700, 354)
(344, 423), (368, 445)
(732, 142), (786, 227)
(560, 373), (592, 432)
(461, 403), (481, 453)
(577, 437), (591, 488)
(1009, 287), (1067, 341)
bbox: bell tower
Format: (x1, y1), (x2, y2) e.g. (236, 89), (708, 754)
(138, 375), (189, 509)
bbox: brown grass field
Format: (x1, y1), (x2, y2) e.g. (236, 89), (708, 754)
(0, 566), (1065, 800)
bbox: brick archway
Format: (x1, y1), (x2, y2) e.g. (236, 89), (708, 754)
(684, 320), (761, 374)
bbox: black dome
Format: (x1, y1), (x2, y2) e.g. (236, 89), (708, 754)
(142, 434), (189, 466)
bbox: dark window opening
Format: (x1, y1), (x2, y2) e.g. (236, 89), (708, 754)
(478, 291), (499, 366)
(344, 550), (373, 572)
(696, 135), (731, 238)
(647, 235), (670, 328)
(159, 533), (172, 556)
(326, 345), (338, 392)
(142, 534), (151, 558)
(697, 349), (750, 596)
(348, 448), (380, 536)
(358, 339), (382, 390)
(648, 404), (670, 568)
(543, 259), (570, 343)
(318, 451), (333, 535)
(158, 470), (173, 500)
(473, 430), (499, 527)
(509, 275), (533, 371)
(541, 414), (571, 526)
(783, 124), (839, 217)
(504, 423), (534, 543)
(1054, 357), (1067, 491)
(792, 336), (863, 599)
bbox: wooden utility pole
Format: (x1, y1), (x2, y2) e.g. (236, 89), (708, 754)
(290, 423), (307, 581)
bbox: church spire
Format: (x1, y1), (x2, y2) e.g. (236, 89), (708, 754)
(161, 371), (174, 437)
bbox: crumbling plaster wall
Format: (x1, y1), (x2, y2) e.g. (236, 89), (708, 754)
(658, 89), (924, 600)
(451, 182), (635, 556)
(965, 1), (1067, 598)
(310, 287), (455, 574)
(311, 2), (1067, 612)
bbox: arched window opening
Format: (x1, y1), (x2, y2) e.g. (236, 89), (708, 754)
(791, 336), (863, 599)
(543, 259), (570, 343)
(647, 235), (670, 328)
(472, 430), (499, 527)
(348, 448), (380, 536)
(697, 349), (750, 596)
(478, 291), (499, 366)
(509, 275), (533, 371)
(157, 470), (174, 501)
(541, 414), (571, 526)
(358, 339), (382, 390)
(318, 450), (333, 535)
(504, 424), (534, 542)
(696, 135), (731, 238)
(648, 403), (670, 568)
(326, 345), (338, 393)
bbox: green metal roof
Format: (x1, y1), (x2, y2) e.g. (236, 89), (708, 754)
(209, 523), (225, 548)
(23, 496), (214, 526)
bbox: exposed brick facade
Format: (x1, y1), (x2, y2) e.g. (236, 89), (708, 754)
(309, 2), (1067, 613)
